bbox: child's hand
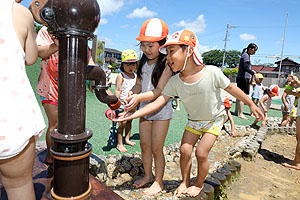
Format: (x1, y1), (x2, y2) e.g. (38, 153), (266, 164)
(113, 111), (134, 122)
(124, 94), (139, 111)
(250, 105), (264, 121)
(284, 105), (289, 111)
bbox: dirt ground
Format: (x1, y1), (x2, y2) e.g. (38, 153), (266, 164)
(225, 134), (300, 200)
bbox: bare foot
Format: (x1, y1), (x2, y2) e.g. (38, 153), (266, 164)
(174, 182), (188, 197)
(143, 181), (164, 196)
(125, 140), (136, 146)
(238, 114), (249, 120)
(185, 185), (204, 197)
(231, 130), (237, 137)
(117, 144), (127, 152)
(45, 155), (53, 165)
(282, 161), (300, 170)
(133, 176), (152, 188)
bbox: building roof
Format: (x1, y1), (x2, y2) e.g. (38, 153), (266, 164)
(275, 57), (300, 66)
(105, 48), (122, 54)
(235, 65), (277, 72)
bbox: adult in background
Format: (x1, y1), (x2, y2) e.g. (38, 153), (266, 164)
(235, 43), (258, 120)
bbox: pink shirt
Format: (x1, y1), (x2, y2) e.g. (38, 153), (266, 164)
(36, 26), (59, 101)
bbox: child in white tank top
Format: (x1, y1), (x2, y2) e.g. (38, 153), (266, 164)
(114, 49), (138, 152)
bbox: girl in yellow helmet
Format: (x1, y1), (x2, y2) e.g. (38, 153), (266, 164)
(114, 49), (138, 152)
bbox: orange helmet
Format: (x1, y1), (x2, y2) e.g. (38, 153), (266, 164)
(159, 30), (204, 66)
(136, 18), (168, 42)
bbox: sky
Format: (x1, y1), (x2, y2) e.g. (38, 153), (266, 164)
(21, 0), (300, 66)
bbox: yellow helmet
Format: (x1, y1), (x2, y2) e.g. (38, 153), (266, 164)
(256, 73), (264, 79)
(121, 49), (138, 63)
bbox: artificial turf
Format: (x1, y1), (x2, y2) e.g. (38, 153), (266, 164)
(26, 59), (283, 155)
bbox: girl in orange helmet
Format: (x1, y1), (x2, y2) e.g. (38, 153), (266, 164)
(124, 18), (173, 196)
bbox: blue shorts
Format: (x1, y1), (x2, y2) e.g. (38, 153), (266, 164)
(40, 96), (58, 106)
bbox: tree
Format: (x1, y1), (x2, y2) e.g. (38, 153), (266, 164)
(34, 23), (42, 33)
(202, 49), (240, 68)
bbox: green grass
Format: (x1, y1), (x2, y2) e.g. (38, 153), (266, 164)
(26, 59), (283, 155)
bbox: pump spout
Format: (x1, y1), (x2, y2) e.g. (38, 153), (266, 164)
(87, 65), (121, 110)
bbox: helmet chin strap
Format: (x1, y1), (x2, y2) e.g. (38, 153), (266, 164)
(180, 45), (190, 72)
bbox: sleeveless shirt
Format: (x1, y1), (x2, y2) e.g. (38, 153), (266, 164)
(139, 62), (173, 120)
(0, 0), (45, 159)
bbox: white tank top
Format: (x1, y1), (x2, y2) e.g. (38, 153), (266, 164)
(119, 72), (136, 105)
(0, 0), (45, 159)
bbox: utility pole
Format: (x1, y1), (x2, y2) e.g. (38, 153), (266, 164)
(277, 13), (288, 84)
(221, 24), (236, 71)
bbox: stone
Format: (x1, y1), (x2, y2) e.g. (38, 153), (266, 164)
(121, 159), (132, 172)
(129, 157), (143, 167)
(129, 166), (140, 177)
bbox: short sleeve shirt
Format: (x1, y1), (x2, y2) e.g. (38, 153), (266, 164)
(162, 65), (230, 121)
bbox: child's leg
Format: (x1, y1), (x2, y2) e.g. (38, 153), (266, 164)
(289, 117), (295, 126)
(174, 130), (200, 197)
(124, 120), (135, 146)
(43, 103), (58, 164)
(176, 98), (180, 111)
(283, 116), (300, 170)
(143, 120), (170, 196)
(261, 113), (268, 127)
(280, 114), (289, 127)
(133, 118), (153, 188)
(238, 100), (248, 120)
(185, 132), (217, 197)
(116, 121), (127, 152)
(227, 111), (236, 136)
(0, 137), (36, 200)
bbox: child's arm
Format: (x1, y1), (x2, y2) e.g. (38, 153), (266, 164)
(258, 95), (268, 113)
(114, 94), (171, 122)
(225, 83), (264, 120)
(125, 65), (172, 111)
(129, 77), (142, 94)
(281, 91), (289, 111)
(250, 75), (256, 86)
(37, 30), (59, 59)
(285, 89), (300, 98)
(15, 3), (38, 65)
(114, 73), (123, 98)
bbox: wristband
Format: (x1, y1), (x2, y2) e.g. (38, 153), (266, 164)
(285, 85), (294, 90)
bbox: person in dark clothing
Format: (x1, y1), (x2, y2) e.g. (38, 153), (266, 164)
(235, 43), (258, 119)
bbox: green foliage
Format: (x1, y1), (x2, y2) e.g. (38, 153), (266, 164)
(34, 23), (42, 33)
(110, 62), (120, 73)
(214, 185), (228, 200)
(202, 50), (223, 67)
(202, 49), (241, 68)
(223, 68), (238, 77)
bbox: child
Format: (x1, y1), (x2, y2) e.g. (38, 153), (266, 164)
(222, 97), (236, 137)
(116, 30), (263, 197)
(282, 75), (300, 170)
(0, 1), (45, 199)
(251, 85), (280, 128)
(114, 49), (138, 152)
(280, 90), (295, 127)
(123, 18), (173, 196)
(289, 96), (298, 126)
(251, 73), (264, 105)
